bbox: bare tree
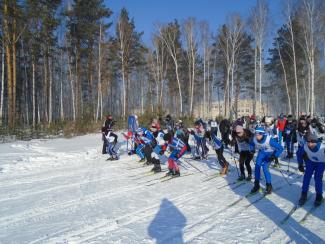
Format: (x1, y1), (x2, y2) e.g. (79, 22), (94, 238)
(249, 0), (269, 115)
(299, 0), (324, 115)
(276, 39), (292, 114)
(157, 22), (183, 114)
(0, 41), (4, 125)
(284, 0), (299, 117)
(183, 18), (198, 116)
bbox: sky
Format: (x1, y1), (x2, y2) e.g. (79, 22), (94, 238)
(106, 0), (285, 48)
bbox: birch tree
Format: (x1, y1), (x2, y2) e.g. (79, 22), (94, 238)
(249, 0), (268, 115)
(183, 18), (198, 116)
(157, 21), (184, 115)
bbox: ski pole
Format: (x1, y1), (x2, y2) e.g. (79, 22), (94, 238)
(181, 157), (208, 175)
(278, 165), (292, 186)
(230, 146), (240, 177)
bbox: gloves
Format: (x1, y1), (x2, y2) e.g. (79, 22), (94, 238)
(298, 164), (305, 173)
(190, 130), (195, 135)
(268, 155), (276, 162)
(159, 150), (165, 155)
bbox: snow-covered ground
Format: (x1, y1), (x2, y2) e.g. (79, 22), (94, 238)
(0, 133), (324, 243)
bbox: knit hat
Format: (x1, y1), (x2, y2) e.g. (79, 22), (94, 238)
(255, 127), (266, 135)
(305, 133), (318, 143)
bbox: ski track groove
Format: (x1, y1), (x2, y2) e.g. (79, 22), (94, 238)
(0, 154), (138, 189)
(160, 175), (302, 243)
(0, 163), (156, 203)
(43, 177), (231, 243)
(0, 165), (216, 229)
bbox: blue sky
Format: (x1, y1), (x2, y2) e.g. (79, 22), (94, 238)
(106, 0), (284, 48)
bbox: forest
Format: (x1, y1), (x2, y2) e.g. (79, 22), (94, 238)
(0, 0), (325, 134)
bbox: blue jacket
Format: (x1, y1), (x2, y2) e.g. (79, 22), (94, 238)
(210, 133), (222, 150)
(297, 142), (325, 164)
(250, 135), (283, 158)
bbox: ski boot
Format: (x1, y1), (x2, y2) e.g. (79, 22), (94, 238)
(151, 164), (162, 173)
(265, 183), (272, 194)
(314, 194), (323, 207)
(111, 155), (119, 161)
(220, 164), (229, 176)
(173, 170), (180, 177)
(138, 158), (146, 163)
(237, 173), (245, 181)
(250, 180), (260, 194)
(298, 164), (305, 173)
(246, 174), (252, 181)
(166, 169), (174, 176)
(289, 152), (294, 159)
(298, 192), (307, 206)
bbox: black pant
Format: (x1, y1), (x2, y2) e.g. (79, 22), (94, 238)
(215, 146), (228, 168)
(239, 151), (253, 175)
(143, 144), (153, 163)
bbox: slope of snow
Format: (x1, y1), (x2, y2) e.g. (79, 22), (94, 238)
(0, 133), (324, 243)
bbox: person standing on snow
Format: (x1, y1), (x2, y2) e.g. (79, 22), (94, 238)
(276, 114), (287, 145)
(205, 131), (229, 175)
(232, 125), (254, 181)
(297, 133), (325, 207)
(101, 115), (118, 155)
(190, 119), (209, 160)
(136, 127), (157, 165)
(160, 132), (187, 176)
(249, 127), (284, 194)
(296, 116), (312, 172)
(283, 115), (297, 159)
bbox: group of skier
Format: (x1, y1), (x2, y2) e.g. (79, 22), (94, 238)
(101, 113), (325, 207)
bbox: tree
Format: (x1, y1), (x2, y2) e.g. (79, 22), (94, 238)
(249, 0), (269, 115)
(157, 21), (184, 115)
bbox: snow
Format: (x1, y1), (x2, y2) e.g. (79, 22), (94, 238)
(0, 133), (324, 243)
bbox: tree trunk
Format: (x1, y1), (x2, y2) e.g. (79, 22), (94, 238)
(48, 56), (53, 124)
(253, 46), (257, 115)
(60, 50), (64, 121)
(0, 43), (4, 125)
(277, 40), (292, 114)
(32, 60), (36, 127)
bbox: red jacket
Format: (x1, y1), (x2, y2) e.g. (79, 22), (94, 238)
(277, 119), (287, 132)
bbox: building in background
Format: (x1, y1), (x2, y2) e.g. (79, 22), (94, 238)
(193, 99), (269, 119)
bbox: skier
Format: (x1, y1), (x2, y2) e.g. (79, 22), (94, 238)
(249, 127), (284, 194)
(174, 120), (191, 153)
(104, 129), (119, 160)
(310, 117), (325, 137)
(126, 114), (139, 155)
(296, 116), (311, 172)
(208, 118), (219, 137)
(276, 114), (287, 145)
(219, 118), (231, 148)
(164, 114), (174, 135)
(248, 115), (258, 133)
(232, 125), (254, 181)
(160, 132), (187, 176)
(205, 131), (229, 175)
(101, 115), (118, 155)
(263, 116), (277, 137)
(190, 119), (209, 159)
(297, 133), (325, 207)
(148, 124), (163, 173)
(136, 127), (157, 165)
(283, 115), (297, 159)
